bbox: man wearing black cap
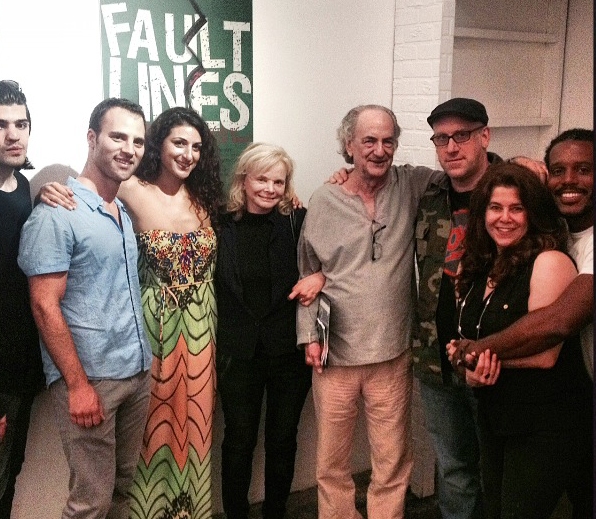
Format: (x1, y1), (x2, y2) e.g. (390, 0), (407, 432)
(412, 97), (502, 519)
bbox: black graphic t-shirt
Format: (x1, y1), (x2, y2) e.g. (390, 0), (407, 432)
(436, 187), (471, 381)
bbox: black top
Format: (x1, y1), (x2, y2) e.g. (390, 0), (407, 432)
(236, 212), (272, 319)
(215, 208), (306, 358)
(458, 258), (592, 434)
(436, 187), (471, 380)
(0, 172), (44, 394)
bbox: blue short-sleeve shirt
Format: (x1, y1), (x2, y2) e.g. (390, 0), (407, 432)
(18, 177), (151, 385)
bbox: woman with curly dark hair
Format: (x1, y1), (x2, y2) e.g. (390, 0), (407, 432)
(447, 163), (592, 518)
(123, 107), (223, 519)
(133, 107), (222, 231)
(40, 105), (223, 518)
(456, 162), (568, 298)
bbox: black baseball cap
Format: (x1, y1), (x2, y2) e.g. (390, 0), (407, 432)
(427, 98), (488, 127)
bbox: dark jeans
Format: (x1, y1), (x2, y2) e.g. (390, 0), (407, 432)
(217, 349), (311, 519)
(0, 392), (36, 519)
(419, 380), (483, 519)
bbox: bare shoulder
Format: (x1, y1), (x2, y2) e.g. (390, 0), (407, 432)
(117, 175), (146, 202)
(529, 250), (577, 310)
(533, 250), (576, 272)
(116, 177), (158, 231)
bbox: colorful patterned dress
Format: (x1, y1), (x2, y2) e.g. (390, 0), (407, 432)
(128, 228), (217, 519)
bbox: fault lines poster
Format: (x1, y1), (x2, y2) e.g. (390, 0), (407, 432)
(99, 0), (253, 180)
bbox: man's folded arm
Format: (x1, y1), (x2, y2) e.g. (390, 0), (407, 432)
(463, 273), (593, 359)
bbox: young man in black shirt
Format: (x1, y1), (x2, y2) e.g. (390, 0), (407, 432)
(0, 80), (44, 518)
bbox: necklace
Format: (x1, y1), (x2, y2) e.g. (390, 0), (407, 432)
(457, 282), (495, 340)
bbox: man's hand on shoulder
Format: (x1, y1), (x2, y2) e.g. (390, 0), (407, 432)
(327, 167), (352, 185)
(37, 182), (76, 210)
(291, 194), (303, 209)
(508, 156), (548, 184)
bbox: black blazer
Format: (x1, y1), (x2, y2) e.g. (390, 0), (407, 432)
(215, 208), (306, 358)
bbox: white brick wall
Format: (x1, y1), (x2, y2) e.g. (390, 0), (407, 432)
(392, 0), (455, 169)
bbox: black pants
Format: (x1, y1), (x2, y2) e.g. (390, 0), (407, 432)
(217, 349), (311, 519)
(478, 401), (593, 519)
(0, 392), (36, 519)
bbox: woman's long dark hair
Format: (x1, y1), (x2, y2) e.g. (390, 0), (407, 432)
(457, 162), (568, 297)
(135, 107), (223, 228)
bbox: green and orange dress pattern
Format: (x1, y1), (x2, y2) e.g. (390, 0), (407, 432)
(129, 228), (217, 519)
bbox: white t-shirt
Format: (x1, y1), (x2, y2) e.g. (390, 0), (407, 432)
(569, 226), (593, 379)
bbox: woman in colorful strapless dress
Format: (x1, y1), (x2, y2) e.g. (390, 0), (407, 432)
(120, 107), (223, 519)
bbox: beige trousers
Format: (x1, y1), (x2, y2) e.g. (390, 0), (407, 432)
(312, 350), (413, 519)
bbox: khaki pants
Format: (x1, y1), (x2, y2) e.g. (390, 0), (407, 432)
(50, 371), (151, 519)
(312, 351), (413, 519)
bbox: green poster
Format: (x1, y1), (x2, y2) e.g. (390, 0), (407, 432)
(99, 0), (252, 184)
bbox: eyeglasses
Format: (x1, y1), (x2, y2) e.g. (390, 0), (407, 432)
(430, 125), (485, 147)
(371, 220), (386, 261)
(0, 80), (21, 92)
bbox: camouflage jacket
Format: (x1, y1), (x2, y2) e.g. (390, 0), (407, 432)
(412, 153), (503, 386)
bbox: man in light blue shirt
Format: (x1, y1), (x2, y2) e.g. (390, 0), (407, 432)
(18, 98), (152, 519)
(20, 175), (150, 385)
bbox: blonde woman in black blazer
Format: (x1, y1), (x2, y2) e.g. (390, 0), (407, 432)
(215, 143), (323, 519)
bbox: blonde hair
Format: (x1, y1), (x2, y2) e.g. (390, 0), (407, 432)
(227, 142), (296, 219)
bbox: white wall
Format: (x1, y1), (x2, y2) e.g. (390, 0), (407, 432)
(560, 0), (594, 130)
(0, 0), (103, 176)
(250, 0), (396, 201)
(1, 1), (396, 516)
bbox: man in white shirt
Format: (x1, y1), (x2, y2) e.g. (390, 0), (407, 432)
(546, 129), (593, 378)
